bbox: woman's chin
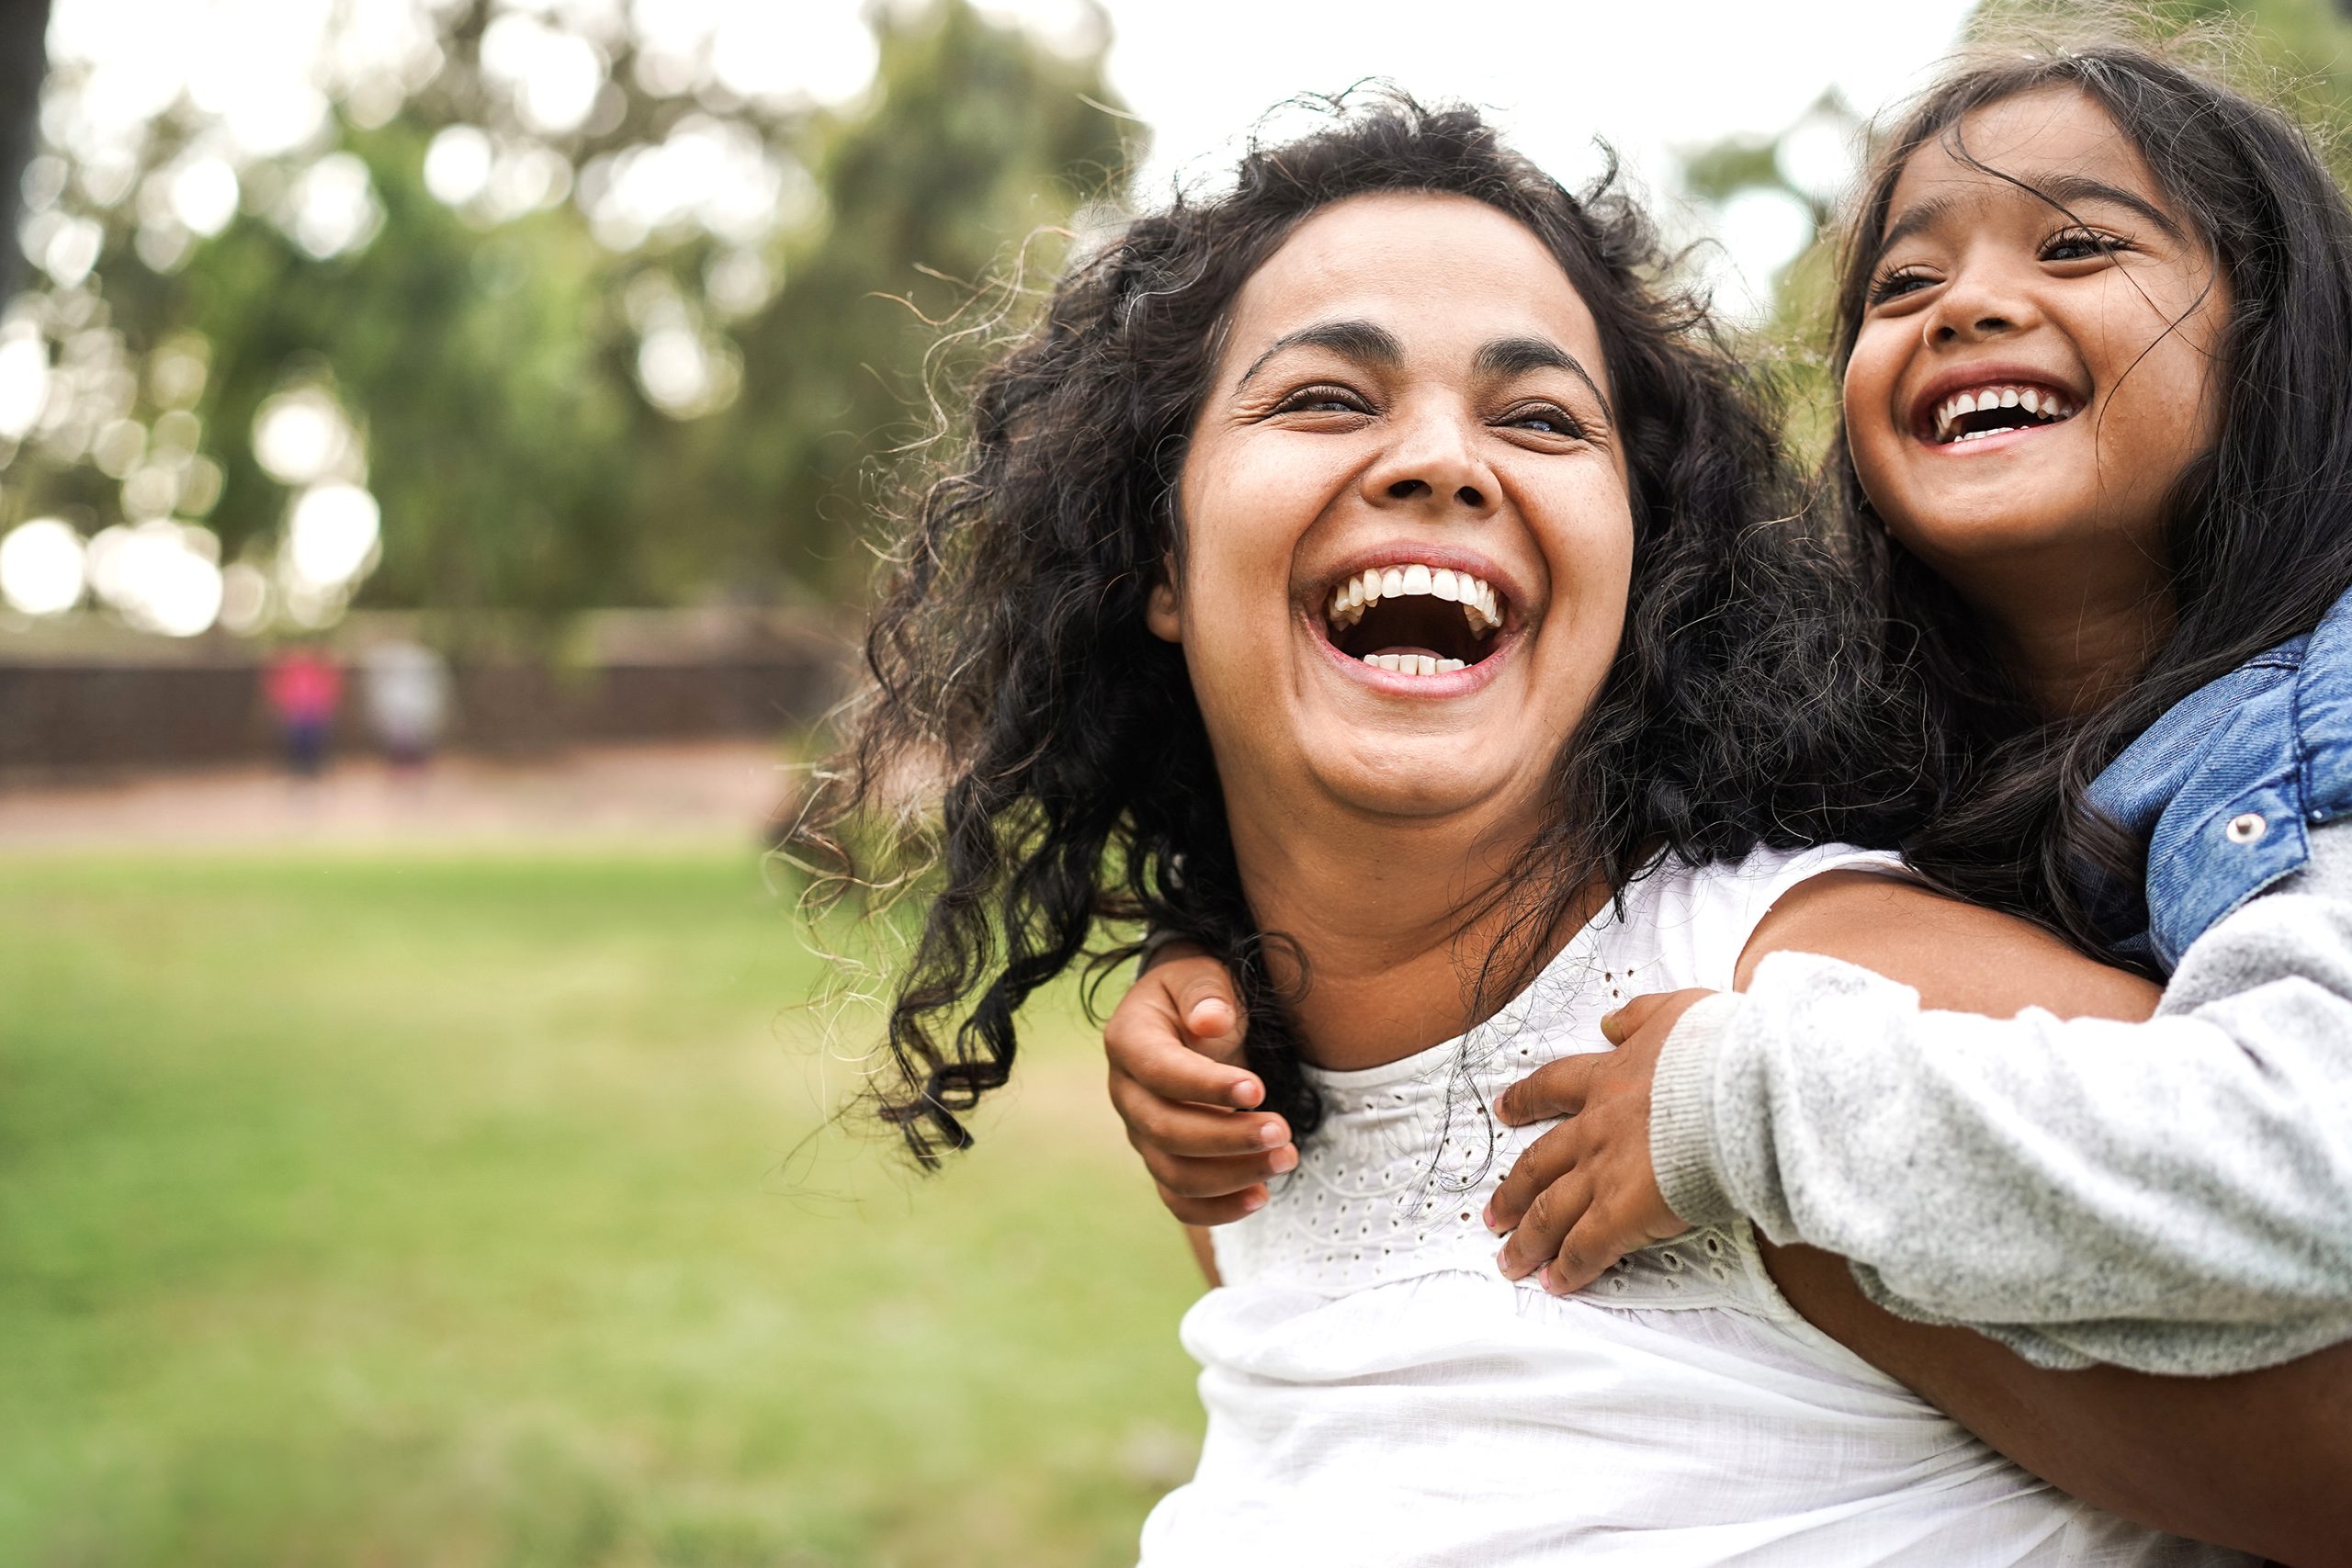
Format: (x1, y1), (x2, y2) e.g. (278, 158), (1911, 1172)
(1298, 738), (1529, 824)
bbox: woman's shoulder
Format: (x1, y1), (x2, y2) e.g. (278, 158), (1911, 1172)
(1615, 843), (1912, 994)
(1642, 841), (1912, 911)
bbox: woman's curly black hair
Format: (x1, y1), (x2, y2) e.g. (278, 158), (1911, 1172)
(797, 93), (1933, 1166)
(1819, 34), (2352, 958)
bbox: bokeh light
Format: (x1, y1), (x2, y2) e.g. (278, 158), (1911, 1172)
(286, 481), (381, 590)
(279, 152), (383, 260)
(166, 152), (242, 236)
(0, 517), (88, 615)
(1776, 108), (1860, 209)
(251, 387), (356, 487)
(423, 124), (493, 206)
(1713, 186), (1818, 317)
(85, 518), (224, 636)
(0, 321), (52, 440)
(216, 558), (269, 633)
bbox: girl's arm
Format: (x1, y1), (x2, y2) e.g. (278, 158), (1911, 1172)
(1722, 863), (2352, 1564)
(1494, 857), (2352, 1560)
(1666, 828), (2352, 1375)
(1102, 945), (1276, 1280)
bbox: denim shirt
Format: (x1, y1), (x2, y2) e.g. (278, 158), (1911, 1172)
(2085, 586), (2352, 970)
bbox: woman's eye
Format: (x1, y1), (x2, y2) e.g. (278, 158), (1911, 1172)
(1499, 404), (1582, 438)
(1868, 265), (1935, 305)
(1272, 385), (1368, 416)
(2041, 227), (2127, 264)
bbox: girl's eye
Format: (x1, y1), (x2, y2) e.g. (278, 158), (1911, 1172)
(1272, 384), (1370, 416)
(1868, 265), (1936, 306)
(1498, 403), (1584, 438)
(2041, 227), (2129, 264)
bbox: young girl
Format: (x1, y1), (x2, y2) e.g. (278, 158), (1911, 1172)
(810, 91), (2304, 1563)
(1110, 39), (2352, 1410)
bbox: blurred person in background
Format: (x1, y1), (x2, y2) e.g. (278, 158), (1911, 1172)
(361, 638), (451, 773)
(263, 642), (342, 779)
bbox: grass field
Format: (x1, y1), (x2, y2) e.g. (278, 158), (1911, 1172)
(0, 848), (1205, 1567)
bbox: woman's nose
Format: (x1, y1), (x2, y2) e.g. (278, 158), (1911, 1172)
(1361, 407), (1499, 516)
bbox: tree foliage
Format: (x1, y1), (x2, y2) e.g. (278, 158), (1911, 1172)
(0, 0), (1135, 637)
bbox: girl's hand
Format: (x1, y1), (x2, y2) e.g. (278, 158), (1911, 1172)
(1104, 949), (1295, 1225)
(1486, 988), (1713, 1292)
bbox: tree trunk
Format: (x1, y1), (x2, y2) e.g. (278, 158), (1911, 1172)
(0, 0), (54, 301)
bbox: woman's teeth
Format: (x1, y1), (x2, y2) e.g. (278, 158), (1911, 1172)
(1325, 565), (1502, 635)
(1931, 384), (2077, 445)
(1363, 652), (1466, 676)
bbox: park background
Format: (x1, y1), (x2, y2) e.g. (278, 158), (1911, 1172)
(2, 1), (2347, 1564)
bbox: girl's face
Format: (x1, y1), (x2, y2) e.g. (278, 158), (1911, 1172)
(1150, 192), (1633, 843)
(1843, 87), (2228, 613)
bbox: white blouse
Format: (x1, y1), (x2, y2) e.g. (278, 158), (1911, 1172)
(1138, 845), (2251, 1568)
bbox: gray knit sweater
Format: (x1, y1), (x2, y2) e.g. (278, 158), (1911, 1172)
(1650, 822), (2352, 1375)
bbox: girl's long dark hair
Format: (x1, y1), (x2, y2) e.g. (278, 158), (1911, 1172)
(1825, 38), (2352, 957)
(800, 94), (1930, 1165)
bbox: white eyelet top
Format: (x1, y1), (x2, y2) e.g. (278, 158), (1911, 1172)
(1139, 845), (2252, 1568)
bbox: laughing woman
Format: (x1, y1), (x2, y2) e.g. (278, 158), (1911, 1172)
(797, 100), (2270, 1563)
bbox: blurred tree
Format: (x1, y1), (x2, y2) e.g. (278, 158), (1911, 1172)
(636, 1), (1135, 602)
(0, 0), (1134, 639)
(0, 0), (52, 301)
(2141, 0), (2352, 186)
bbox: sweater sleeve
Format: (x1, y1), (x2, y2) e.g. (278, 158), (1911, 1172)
(1648, 822), (2352, 1375)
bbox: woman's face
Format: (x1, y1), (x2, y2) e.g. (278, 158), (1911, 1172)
(1150, 192), (1634, 844)
(1843, 86), (2227, 614)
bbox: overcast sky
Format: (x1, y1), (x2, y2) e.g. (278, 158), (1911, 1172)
(1029, 0), (1983, 313)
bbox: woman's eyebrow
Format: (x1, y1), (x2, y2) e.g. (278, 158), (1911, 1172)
(1475, 334), (1611, 418)
(1234, 319), (1403, 389)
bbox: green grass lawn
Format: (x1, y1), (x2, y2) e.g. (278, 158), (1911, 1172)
(0, 847), (1206, 1567)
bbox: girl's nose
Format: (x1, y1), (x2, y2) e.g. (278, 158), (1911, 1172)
(1361, 407), (1500, 517)
(1925, 262), (2041, 346)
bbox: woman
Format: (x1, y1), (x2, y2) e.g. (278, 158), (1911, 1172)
(800, 95), (2295, 1562)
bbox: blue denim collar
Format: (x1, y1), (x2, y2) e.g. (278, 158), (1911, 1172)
(2083, 587), (2352, 969)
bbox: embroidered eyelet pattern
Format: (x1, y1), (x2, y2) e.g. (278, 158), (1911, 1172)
(1215, 940), (1776, 1317)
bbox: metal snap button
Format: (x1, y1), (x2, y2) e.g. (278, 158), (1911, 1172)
(2225, 812), (2268, 844)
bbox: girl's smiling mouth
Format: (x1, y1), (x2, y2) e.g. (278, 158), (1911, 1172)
(1909, 367), (2083, 450)
(1309, 550), (1519, 689)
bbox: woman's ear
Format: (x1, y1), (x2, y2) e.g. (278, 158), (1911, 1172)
(1147, 558), (1182, 643)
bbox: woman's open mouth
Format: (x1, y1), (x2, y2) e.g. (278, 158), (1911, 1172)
(1918, 381), (2079, 447)
(1320, 562), (1505, 677)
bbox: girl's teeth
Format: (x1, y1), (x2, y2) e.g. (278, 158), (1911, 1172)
(1380, 568), (1405, 598)
(1431, 569), (1460, 602)
(1932, 384), (2077, 443)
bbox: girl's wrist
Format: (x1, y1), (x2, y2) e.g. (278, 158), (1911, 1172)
(1648, 991), (1746, 1227)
